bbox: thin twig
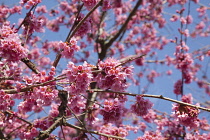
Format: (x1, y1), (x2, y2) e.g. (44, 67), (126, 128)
(3, 76), (66, 94)
(5, 110), (32, 125)
(16, 5), (36, 31)
(67, 0), (103, 41)
(104, 0), (142, 50)
(116, 54), (146, 67)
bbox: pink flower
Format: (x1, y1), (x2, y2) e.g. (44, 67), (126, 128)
(59, 37), (80, 59)
(170, 15), (179, 22)
(74, 14), (92, 37)
(95, 58), (133, 92)
(131, 95), (153, 116)
(186, 15), (193, 24)
(99, 123), (128, 139)
(100, 98), (125, 124)
(173, 79), (182, 95)
(172, 94), (200, 129)
(0, 90), (15, 111)
(63, 61), (93, 95)
(0, 22), (28, 62)
(102, 0), (111, 11)
(21, 11), (45, 34)
(20, 0), (42, 9)
(82, 0), (97, 10)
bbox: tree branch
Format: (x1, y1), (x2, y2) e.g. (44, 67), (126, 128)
(53, 0), (103, 68)
(64, 122), (127, 140)
(89, 89), (210, 112)
(35, 117), (64, 140)
(98, 0), (142, 60)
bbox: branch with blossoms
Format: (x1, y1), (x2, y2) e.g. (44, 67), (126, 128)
(53, 0), (103, 68)
(89, 89), (210, 112)
(34, 115), (127, 140)
(97, 0), (143, 60)
(64, 122), (128, 140)
(1, 0), (210, 140)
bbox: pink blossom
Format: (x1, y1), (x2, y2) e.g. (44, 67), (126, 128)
(170, 15), (179, 22)
(102, 0), (111, 11)
(180, 17), (187, 24)
(20, 12), (45, 34)
(197, 6), (207, 16)
(59, 37), (80, 59)
(63, 61), (93, 95)
(173, 79), (182, 95)
(0, 90), (15, 111)
(186, 15), (193, 24)
(74, 14), (92, 37)
(136, 130), (165, 140)
(99, 123), (128, 139)
(100, 98), (125, 124)
(0, 22), (28, 62)
(172, 94), (200, 129)
(82, 0), (97, 10)
(95, 58), (133, 91)
(35, 5), (48, 14)
(20, 0), (42, 9)
(131, 95), (153, 116)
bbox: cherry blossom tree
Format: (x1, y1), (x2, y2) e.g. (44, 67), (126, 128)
(0, 0), (210, 139)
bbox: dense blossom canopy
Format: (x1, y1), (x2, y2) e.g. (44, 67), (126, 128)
(0, 0), (210, 140)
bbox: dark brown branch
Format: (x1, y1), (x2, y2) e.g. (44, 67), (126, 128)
(21, 58), (39, 74)
(98, 0), (142, 60)
(0, 129), (5, 139)
(0, 77), (14, 81)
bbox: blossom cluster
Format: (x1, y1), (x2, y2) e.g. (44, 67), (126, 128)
(62, 61), (93, 95)
(100, 98), (125, 125)
(18, 67), (58, 114)
(99, 123), (128, 139)
(173, 43), (195, 94)
(74, 14), (92, 37)
(20, 0), (42, 9)
(34, 103), (59, 130)
(0, 59), (22, 81)
(131, 95), (153, 116)
(136, 130), (165, 140)
(0, 112), (39, 140)
(66, 95), (87, 115)
(0, 22), (28, 62)
(95, 58), (133, 92)
(18, 126), (39, 140)
(0, 90), (15, 111)
(0, 5), (22, 24)
(82, 0), (97, 10)
(20, 11), (45, 35)
(59, 37), (80, 59)
(172, 94), (200, 129)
